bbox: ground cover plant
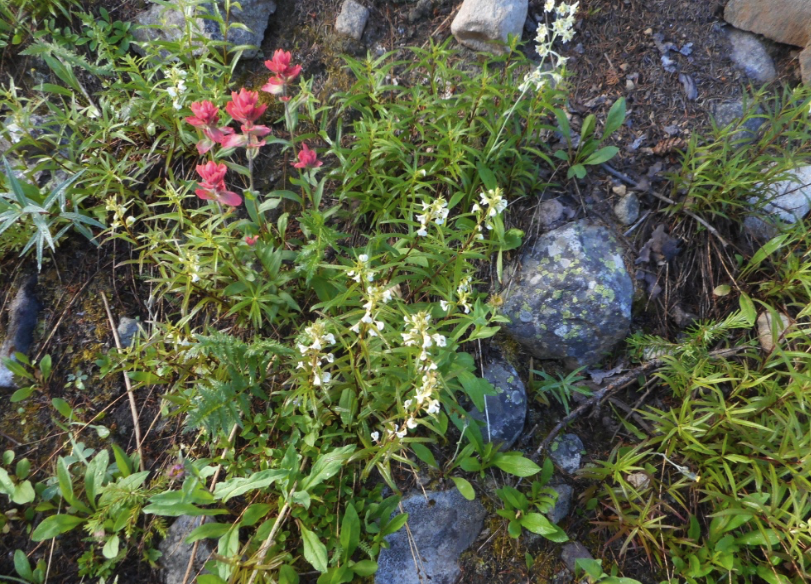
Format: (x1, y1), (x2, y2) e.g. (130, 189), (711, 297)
(2, 0), (811, 583)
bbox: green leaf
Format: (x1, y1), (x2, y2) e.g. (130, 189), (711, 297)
(476, 162), (497, 191)
(508, 519), (522, 538)
(540, 458), (554, 486)
(12, 480), (35, 505)
(279, 565), (300, 584)
(31, 514), (85, 541)
(300, 445), (355, 492)
(241, 503), (272, 527)
(102, 534), (120, 559)
(492, 452), (541, 477)
(185, 522), (232, 543)
(300, 525), (328, 573)
(57, 457), (75, 505)
(583, 146), (619, 166)
(739, 293), (756, 326)
(603, 97), (627, 138)
(380, 512), (408, 537)
(520, 513), (568, 542)
(127, 370), (166, 384)
(39, 355), (52, 380)
(451, 477), (475, 501)
(340, 503), (360, 561)
(736, 529), (780, 547)
(111, 443), (132, 477)
(14, 549), (33, 581)
(411, 443), (437, 469)
(10, 386), (36, 403)
(85, 450), (109, 508)
(352, 560), (378, 577)
(213, 469), (287, 502)
(51, 398), (73, 419)
(580, 114), (596, 141)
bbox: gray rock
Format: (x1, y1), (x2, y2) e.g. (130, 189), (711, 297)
(0, 276), (41, 389)
(335, 0), (370, 40)
(159, 515), (214, 584)
(547, 484), (573, 524)
(744, 165), (811, 240)
(726, 28), (776, 84)
(711, 100), (765, 144)
(451, 0), (528, 55)
(613, 193), (640, 225)
(117, 317), (143, 348)
(549, 434), (584, 474)
(132, 0), (277, 60)
(560, 541), (593, 572)
(469, 358), (527, 450)
(408, 0), (433, 23)
(502, 220), (633, 368)
(537, 198), (575, 229)
(376, 489), (486, 584)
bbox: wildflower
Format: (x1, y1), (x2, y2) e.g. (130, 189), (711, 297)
(348, 254), (374, 283)
(263, 49), (302, 99)
(440, 299), (450, 311)
(166, 66), (187, 110)
(292, 143), (323, 169)
(426, 399), (441, 415)
(395, 427), (407, 439)
(225, 88), (267, 124)
(457, 276), (473, 314)
(166, 463), (185, 480)
(371, 431), (380, 443)
(185, 101), (235, 155)
(406, 417), (418, 430)
(245, 235), (259, 246)
(416, 197), (449, 236)
(473, 187), (507, 231)
(403, 312), (446, 361)
(195, 161), (242, 207)
(544, 0), (555, 11)
(297, 321), (336, 388)
(219, 123), (271, 153)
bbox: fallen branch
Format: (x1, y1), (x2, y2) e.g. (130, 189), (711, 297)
(601, 163), (730, 248)
(100, 292), (145, 472)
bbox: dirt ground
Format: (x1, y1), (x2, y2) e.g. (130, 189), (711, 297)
(0, 0), (800, 582)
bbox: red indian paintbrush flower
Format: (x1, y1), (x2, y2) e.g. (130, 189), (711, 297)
(244, 235), (259, 246)
(195, 161), (242, 207)
(262, 49), (301, 98)
(292, 143), (323, 169)
(225, 89), (267, 125)
(185, 101), (235, 155)
(219, 123), (271, 151)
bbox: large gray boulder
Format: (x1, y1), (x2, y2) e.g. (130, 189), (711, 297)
(725, 0), (811, 48)
(502, 221), (633, 368)
(335, 0), (370, 40)
(451, 0), (527, 55)
(726, 28), (776, 84)
(376, 489), (486, 584)
(744, 165), (811, 239)
(159, 515), (214, 584)
(469, 357), (527, 450)
(132, 0), (277, 59)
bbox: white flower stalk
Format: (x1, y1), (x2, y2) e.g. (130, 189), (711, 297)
(416, 197), (449, 237)
(351, 284), (393, 336)
(347, 253), (375, 284)
(296, 321), (337, 387)
(520, 1), (578, 92)
(471, 187), (507, 233)
(402, 312), (447, 361)
(166, 66), (188, 110)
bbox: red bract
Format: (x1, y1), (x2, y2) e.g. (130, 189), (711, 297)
(220, 124), (271, 151)
(225, 89), (267, 125)
(185, 101), (234, 155)
(292, 143), (323, 169)
(262, 49), (301, 97)
(245, 235), (259, 245)
(195, 161), (242, 207)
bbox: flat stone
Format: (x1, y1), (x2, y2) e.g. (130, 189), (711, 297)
(132, 0), (277, 60)
(159, 515), (214, 584)
(547, 484), (574, 524)
(451, 0), (528, 55)
(335, 0), (370, 40)
(376, 489), (486, 584)
(744, 165), (811, 239)
(613, 193), (640, 225)
(725, 0), (811, 48)
(711, 100), (765, 144)
(800, 44), (811, 86)
(502, 220), (633, 368)
(549, 434), (584, 474)
(757, 311), (791, 352)
(469, 358), (527, 450)
(726, 28), (776, 84)
(560, 541), (593, 572)
(0, 276), (41, 389)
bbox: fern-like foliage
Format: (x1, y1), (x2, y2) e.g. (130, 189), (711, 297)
(183, 332), (293, 437)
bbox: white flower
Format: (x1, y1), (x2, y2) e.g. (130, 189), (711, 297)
(406, 418), (417, 429)
(416, 197), (449, 236)
(535, 24), (548, 43)
(433, 334), (446, 347)
(440, 300), (450, 311)
(359, 254), (369, 262)
(396, 427), (407, 439)
(371, 431), (380, 443)
(545, 0), (555, 11)
(426, 400), (441, 415)
(404, 399), (413, 408)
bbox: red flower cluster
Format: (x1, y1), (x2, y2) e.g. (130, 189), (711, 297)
(185, 101), (234, 155)
(195, 161), (241, 206)
(262, 49), (302, 100)
(293, 143), (322, 169)
(219, 89), (271, 151)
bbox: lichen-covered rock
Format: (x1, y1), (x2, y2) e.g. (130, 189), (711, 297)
(502, 220), (633, 368)
(376, 489), (486, 584)
(335, 0), (370, 40)
(549, 433), (584, 474)
(469, 358), (527, 450)
(132, 0), (277, 60)
(711, 100), (765, 144)
(547, 484), (573, 524)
